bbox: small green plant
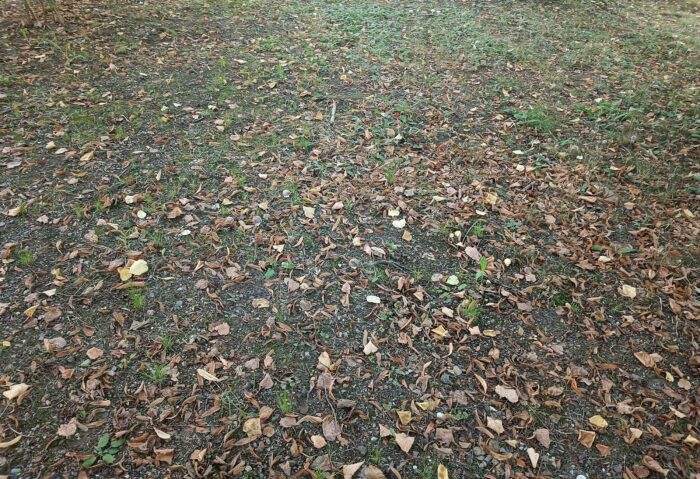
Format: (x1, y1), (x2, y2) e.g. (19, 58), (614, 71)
(144, 363), (169, 385)
(82, 434), (124, 468)
(458, 299), (480, 319)
(469, 221), (485, 238)
(160, 335), (174, 351)
(128, 289), (145, 309)
(15, 249), (34, 266)
(514, 106), (559, 133)
(475, 257), (488, 282)
(276, 390), (294, 414)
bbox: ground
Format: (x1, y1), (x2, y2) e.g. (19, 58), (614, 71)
(0, 0), (699, 477)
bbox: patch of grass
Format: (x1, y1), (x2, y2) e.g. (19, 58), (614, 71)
(275, 390), (294, 414)
(513, 106), (560, 133)
(128, 288), (146, 309)
(144, 363), (169, 385)
(15, 249), (34, 266)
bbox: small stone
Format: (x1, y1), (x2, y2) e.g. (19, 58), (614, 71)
(576, 475), (587, 479)
(357, 445), (367, 455)
(174, 300), (183, 309)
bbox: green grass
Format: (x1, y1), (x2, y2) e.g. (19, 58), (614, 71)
(513, 106), (560, 133)
(128, 289), (145, 309)
(144, 363), (169, 385)
(15, 249), (34, 266)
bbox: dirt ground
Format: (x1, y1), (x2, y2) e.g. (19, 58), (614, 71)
(0, 0), (698, 477)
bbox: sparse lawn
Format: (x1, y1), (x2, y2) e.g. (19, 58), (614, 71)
(0, 0), (698, 477)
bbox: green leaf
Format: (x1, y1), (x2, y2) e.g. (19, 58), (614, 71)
(590, 245), (604, 252)
(264, 268), (276, 279)
(281, 261), (296, 270)
(97, 434), (110, 449)
(619, 247), (638, 254)
(102, 453), (116, 464)
(110, 438), (125, 448)
(108, 448), (120, 455)
(82, 456), (97, 468)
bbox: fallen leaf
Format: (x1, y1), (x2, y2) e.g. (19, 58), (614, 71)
(366, 295), (381, 304)
(322, 415), (341, 442)
(495, 385), (519, 403)
(634, 351), (663, 368)
(86, 347), (104, 360)
(129, 259), (149, 276)
(397, 411), (412, 426)
(343, 461), (364, 479)
(487, 416), (504, 434)
(642, 456), (669, 476)
(364, 465), (387, 479)
(394, 433), (414, 453)
(57, 420), (77, 437)
(534, 428), (550, 449)
(437, 464), (449, 479)
(3, 383), (30, 404)
(0, 435), (21, 448)
(527, 447), (539, 468)
(363, 340), (378, 355)
(154, 448), (174, 465)
(196, 368), (221, 382)
(242, 418), (262, 437)
(619, 284), (637, 299)
(578, 430), (596, 448)
(154, 428), (171, 440)
(589, 415), (608, 429)
(302, 206), (315, 218)
(311, 435), (327, 448)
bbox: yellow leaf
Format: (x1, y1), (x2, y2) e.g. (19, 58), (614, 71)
(397, 411), (412, 425)
(437, 464), (449, 479)
(431, 325), (448, 339)
(589, 415), (608, 429)
(23, 305), (38, 318)
(0, 435), (21, 448)
(118, 267), (132, 281)
(129, 259), (149, 276)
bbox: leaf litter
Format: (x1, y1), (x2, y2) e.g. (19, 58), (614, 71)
(0, 0), (698, 477)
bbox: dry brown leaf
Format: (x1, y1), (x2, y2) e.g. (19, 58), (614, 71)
(322, 415), (341, 442)
(86, 347), (104, 360)
(196, 368), (221, 382)
(154, 428), (172, 440)
(364, 465), (387, 479)
(3, 383), (31, 404)
(487, 416), (504, 434)
(578, 430), (596, 448)
(494, 384), (519, 403)
(534, 428), (551, 449)
(642, 456), (669, 476)
(310, 435), (327, 449)
(395, 432), (414, 453)
(242, 417), (262, 437)
(363, 340), (378, 355)
(619, 284), (637, 299)
(155, 448), (174, 465)
(527, 447), (539, 468)
(57, 420), (77, 437)
(343, 461), (364, 479)
(0, 435), (21, 448)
